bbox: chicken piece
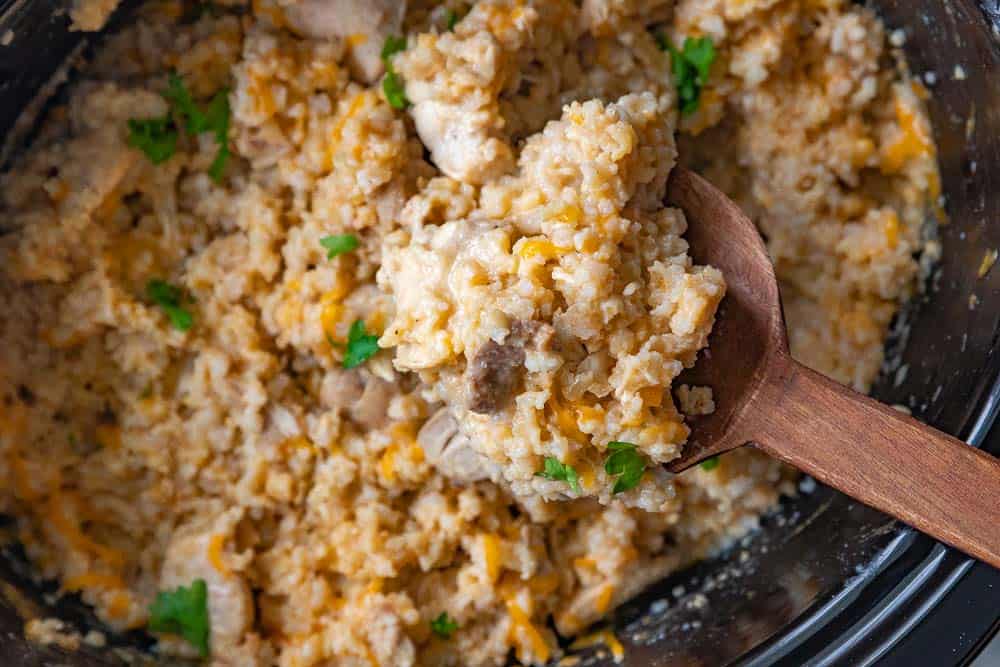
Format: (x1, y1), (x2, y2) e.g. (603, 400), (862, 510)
(395, 26), (519, 185)
(320, 368), (397, 429)
(283, 0), (406, 83)
(408, 99), (515, 185)
(417, 408), (497, 483)
(159, 526), (253, 653)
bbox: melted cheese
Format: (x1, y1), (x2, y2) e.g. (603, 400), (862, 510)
(481, 533), (503, 583)
(378, 445), (397, 482)
(517, 238), (567, 261)
(594, 583), (615, 614)
(506, 600), (551, 664)
(207, 533), (230, 577)
(570, 629), (626, 663)
(883, 210), (900, 248)
(881, 96), (933, 174)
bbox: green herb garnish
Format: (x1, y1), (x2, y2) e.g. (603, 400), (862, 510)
(658, 35), (716, 115)
(146, 279), (193, 332)
(700, 456), (720, 471)
(165, 74), (231, 182)
(381, 35), (407, 61)
(204, 91), (231, 182)
(148, 579), (210, 657)
(129, 74), (230, 181)
(382, 73), (408, 110)
(380, 36), (410, 110)
(320, 234), (360, 259)
(343, 319), (379, 368)
(446, 9), (459, 31)
(430, 612), (459, 639)
(604, 441), (647, 494)
(536, 457), (581, 493)
(127, 116), (178, 164)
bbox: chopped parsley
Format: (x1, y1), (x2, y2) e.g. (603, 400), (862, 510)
(604, 441), (647, 494)
(430, 612), (459, 639)
(380, 36), (410, 110)
(381, 35), (407, 61)
(165, 74), (231, 182)
(128, 74), (231, 181)
(657, 35), (716, 115)
(127, 116), (178, 164)
(445, 8), (461, 31)
(536, 457), (581, 493)
(319, 233), (360, 259)
(343, 319), (379, 368)
(383, 73), (408, 110)
(148, 579), (210, 657)
(146, 279), (193, 332)
(700, 456), (720, 471)
(204, 91), (231, 182)
(163, 73), (203, 134)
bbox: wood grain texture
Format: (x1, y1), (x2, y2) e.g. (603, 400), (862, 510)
(666, 166), (1000, 570)
(753, 356), (1000, 569)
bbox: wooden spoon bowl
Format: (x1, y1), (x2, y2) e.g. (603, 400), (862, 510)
(665, 167), (1000, 570)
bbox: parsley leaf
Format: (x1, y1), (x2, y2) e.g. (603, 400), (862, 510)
(204, 90), (231, 182)
(700, 456), (720, 471)
(343, 319), (379, 368)
(127, 116), (178, 165)
(164, 73), (205, 134)
(148, 579), (210, 657)
(430, 612), (459, 639)
(536, 457), (581, 493)
(320, 233), (360, 259)
(147, 279), (193, 332)
(381, 35), (407, 62)
(383, 73), (409, 110)
(128, 74), (230, 179)
(658, 35), (716, 115)
(380, 36), (410, 110)
(446, 9), (460, 31)
(604, 441), (647, 494)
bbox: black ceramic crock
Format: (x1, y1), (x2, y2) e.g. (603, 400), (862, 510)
(0, 1), (998, 665)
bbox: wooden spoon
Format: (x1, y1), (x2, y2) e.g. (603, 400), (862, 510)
(665, 166), (1000, 570)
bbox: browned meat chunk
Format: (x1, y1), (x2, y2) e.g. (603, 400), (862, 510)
(466, 320), (553, 414)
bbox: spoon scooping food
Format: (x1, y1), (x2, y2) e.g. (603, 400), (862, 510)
(665, 166), (1000, 569)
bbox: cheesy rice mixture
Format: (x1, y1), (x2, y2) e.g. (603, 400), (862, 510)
(0, 0), (939, 665)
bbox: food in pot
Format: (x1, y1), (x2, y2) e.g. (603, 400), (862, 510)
(0, 0), (939, 665)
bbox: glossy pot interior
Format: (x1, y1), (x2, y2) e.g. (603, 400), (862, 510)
(0, 1), (998, 665)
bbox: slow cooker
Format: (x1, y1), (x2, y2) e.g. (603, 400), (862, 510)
(0, 1), (997, 665)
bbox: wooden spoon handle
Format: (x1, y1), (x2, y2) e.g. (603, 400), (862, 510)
(750, 356), (1000, 569)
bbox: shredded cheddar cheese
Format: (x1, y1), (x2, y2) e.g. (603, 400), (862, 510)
(378, 445), (397, 482)
(481, 533), (503, 583)
(978, 249), (997, 278)
(594, 582), (615, 614)
(570, 629), (626, 663)
(881, 95), (933, 174)
(207, 533), (231, 577)
(517, 238), (567, 261)
(506, 600), (551, 664)
(883, 210), (900, 247)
